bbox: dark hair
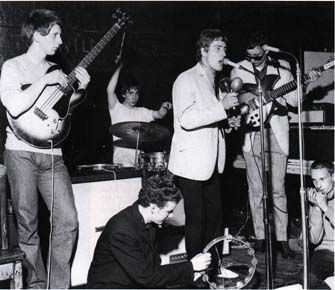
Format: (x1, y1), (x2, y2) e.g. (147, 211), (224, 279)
(138, 174), (182, 208)
(196, 29), (227, 61)
(22, 9), (62, 45)
(120, 77), (141, 96)
(246, 31), (267, 49)
(311, 160), (334, 175)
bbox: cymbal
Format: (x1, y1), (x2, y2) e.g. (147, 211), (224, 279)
(109, 122), (170, 142)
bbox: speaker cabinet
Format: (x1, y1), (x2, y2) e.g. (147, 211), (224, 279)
(71, 177), (142, 286)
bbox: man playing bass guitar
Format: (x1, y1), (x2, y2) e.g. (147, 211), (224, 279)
(230, 31), (320, 259)
(0, 9), (90, 288)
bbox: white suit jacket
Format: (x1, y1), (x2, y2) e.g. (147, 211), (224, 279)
(230, 58), (297, 155)
(168, 63), (228, 181)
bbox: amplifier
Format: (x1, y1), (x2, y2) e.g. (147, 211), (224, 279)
(289, 126), (334, 161)
(288, 110), (325, 124)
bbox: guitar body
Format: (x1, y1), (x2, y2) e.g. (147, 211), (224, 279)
(7, 84), (75, 148)
(238, 74), (288, 131)
(5, 10), (131, 148)
(236, 59), (334, 131)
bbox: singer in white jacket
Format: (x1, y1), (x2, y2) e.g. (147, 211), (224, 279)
(168, 29), (240, 262)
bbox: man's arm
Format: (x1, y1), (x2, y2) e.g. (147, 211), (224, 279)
(309, 205), (324, 245)
(173, 74), (237, 130)
(152, 101), (172, 120)
(107, 63), (123, 110)
(109, 229), (193, 288)
(307, 188), (327, 245)
(0, 60), (69, 117)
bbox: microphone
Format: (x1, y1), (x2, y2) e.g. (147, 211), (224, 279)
(223, 58), (254, 75)
(226, 77), (243, 118)
(230, 77), (243, 92)
(262, 44), (281, 53)
(223, 58), (240, 69)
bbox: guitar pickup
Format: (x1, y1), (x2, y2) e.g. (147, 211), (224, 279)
(34, 107), (48, 120)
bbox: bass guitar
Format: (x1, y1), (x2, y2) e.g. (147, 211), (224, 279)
(238, 58), (334, 131)
(7, 9), (131, 148)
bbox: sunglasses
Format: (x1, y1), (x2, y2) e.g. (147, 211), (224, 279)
(246, 50), (266, 61)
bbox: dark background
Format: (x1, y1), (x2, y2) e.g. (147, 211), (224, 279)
(0, 1), (333, 170)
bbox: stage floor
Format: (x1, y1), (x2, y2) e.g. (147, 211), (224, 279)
(158, 225), (305, 289)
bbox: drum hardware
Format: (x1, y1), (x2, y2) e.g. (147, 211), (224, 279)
(110, 122), (171, 168)
(137, 151), (169, 172)
(201, 235), (257, 290)
(76, 163), (123, 173)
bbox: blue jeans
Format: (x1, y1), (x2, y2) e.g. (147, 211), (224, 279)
(4, 150), (78, 289)
(243, 129), (288, 241)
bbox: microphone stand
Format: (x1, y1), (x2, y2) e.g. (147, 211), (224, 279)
(265, 50), (310, 290)
(256, 76), (274, 290)
(290, 53), (310, 290)
(235, 63), (274, 289)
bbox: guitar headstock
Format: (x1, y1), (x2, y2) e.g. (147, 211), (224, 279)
(113, 9), (133, 27)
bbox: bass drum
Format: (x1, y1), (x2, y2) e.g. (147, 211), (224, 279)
(137, 151), (168, 171)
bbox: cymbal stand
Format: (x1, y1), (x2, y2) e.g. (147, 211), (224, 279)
(256, 77), (274, 290)
(134, 128), (140, 168)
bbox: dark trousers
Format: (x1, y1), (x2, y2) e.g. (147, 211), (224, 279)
(298, 249), (334, 289)
(177, 170), (223, 259)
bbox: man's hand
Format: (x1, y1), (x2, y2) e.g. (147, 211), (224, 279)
(75, 67), (91, 90)
(305, 70), (321, 84)
(45, 69), (68, 87)
(228, 116), (241, 130)
(307, 187), (328, 212)
(158, 101), (172, 118)
(221, 92), (239, 110)
(190, 252), (211, 272)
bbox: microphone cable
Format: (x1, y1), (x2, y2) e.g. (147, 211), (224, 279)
(46, 139), (55, 290)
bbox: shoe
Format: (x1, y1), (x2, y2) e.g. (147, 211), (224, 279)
(254, 239), (265, 253)
(278, 241), (296, 259)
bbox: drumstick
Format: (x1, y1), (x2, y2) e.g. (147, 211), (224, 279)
(119, 32), (126, 56)
(115, 32), (126, 64)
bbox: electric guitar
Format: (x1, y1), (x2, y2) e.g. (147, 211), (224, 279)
(238, 58), (334, 131)
(7, 9), (131, 148)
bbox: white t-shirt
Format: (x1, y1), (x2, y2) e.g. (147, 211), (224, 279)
(109, 100), (154, 166)
(0, 53), (62, 155)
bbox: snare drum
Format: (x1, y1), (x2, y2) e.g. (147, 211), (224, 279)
(137, 152), (168, 171)
(148, 152), (167, 171)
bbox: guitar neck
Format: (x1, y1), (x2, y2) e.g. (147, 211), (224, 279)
(269, 62), (332, 101)
(64, 22), (122, 92)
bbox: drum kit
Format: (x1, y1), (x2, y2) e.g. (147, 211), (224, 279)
(109, 121), (171, 171)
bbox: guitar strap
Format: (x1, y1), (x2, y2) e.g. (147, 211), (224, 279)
(252, 59), (288, 126)
(252, 63), (268, 81)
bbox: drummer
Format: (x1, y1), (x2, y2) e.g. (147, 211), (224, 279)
(107, 56), (172, 167)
